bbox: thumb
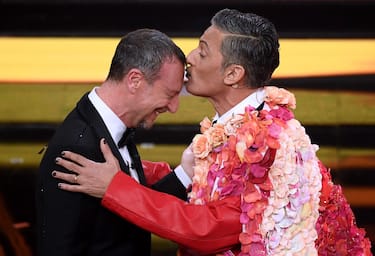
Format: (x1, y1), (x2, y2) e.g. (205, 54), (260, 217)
(184, 142), (193, 156)
(100, 138), (121, 170)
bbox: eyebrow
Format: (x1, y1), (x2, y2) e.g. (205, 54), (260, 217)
(198, 39), (211, 55)
(199, 39), (209, 48)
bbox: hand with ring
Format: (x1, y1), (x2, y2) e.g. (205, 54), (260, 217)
(73, 175), (79, 184)
(52, 139), (120, 198)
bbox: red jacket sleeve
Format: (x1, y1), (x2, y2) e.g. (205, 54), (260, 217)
(141, 160), (172, 186)
(102, 171), (241, 255)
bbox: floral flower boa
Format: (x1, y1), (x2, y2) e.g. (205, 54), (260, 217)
(188, 86), (372, 255)
(316, 162), (372, 255)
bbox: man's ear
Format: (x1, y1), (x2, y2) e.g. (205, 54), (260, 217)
(223, 64), (245, 86)
(126, 68), (143, 93)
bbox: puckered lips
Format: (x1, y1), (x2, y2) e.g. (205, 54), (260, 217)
(184, 69), (191, 83)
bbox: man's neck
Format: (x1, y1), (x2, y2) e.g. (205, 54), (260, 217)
(210, 87), (257, 117)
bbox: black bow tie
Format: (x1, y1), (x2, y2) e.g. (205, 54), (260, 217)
(256, 101), (265, 111)
(117, 128), (136, 148)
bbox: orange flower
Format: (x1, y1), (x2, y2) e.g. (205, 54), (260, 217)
(199, 117), (212, 133)
(192, 134), (211, 159)
(265, 86), (296, 109)
(224, 114), (244, 135)
(207, 124), (227, 147)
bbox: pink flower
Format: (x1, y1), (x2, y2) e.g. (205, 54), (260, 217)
(269, 107), (294, 121)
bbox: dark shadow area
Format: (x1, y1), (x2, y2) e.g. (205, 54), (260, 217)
(0, 168), (37, 256)
(0, 1), (374, 38)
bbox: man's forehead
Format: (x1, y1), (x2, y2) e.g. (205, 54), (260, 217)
(200, 26), (223, 48)
(158, 61), (184, 91)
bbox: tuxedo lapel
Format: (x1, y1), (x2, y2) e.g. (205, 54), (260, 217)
(75, 93), (131, 175)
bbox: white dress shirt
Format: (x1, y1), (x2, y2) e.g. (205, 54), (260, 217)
(212, 88), (268, 124)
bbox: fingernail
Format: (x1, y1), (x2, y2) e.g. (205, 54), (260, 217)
(58, 183), (62, 188)
(103, 139), (107, 144)
(52, 171), (56, 177)
(61, 151), (65, 156)
(55, 157), (60, 163)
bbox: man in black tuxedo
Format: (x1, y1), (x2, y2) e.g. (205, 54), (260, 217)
(36, 28), (189, 256)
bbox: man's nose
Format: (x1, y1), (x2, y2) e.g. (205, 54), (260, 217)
(168, 96), (179, 113)
(186, 48), (197, 64)
(186, 53), (193, 65)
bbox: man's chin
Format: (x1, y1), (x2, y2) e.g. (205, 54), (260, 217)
(139, 121), (154, 130)
(186, 86), (202, 97)
(185, 83), (195, 95)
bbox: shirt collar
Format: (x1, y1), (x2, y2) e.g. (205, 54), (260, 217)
(88, 87), (127, 144)
(213, 88), (268, 124)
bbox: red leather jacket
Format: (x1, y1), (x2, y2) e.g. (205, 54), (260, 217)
(141, 160), (175, 187)
(102, 161), (242, 255)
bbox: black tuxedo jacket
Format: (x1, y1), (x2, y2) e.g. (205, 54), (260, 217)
(36, 93), (187, 256)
